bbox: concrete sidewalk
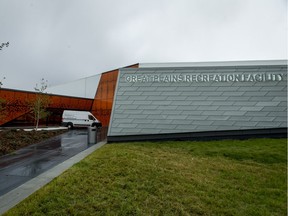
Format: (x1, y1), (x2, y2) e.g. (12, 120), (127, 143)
(0, 140), (106, 215)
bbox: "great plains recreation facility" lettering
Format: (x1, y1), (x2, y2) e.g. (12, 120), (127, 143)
(125, 73), (285, 83)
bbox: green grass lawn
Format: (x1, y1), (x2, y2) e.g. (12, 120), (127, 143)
(5, 138), (287, 215)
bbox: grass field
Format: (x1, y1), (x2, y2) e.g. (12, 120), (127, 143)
(5, 138), (287, 215)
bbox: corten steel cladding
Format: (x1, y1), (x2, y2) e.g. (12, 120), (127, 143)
(0, 63), (139, 126)
(91, 64), (139, 127)
(0, 88), (93, 126)
(91, 70), (119, 127)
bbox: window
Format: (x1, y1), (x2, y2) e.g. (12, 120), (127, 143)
(88, 115), (95, 121)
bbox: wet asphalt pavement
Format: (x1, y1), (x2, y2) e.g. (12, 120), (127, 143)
(0, 129), (95, 196)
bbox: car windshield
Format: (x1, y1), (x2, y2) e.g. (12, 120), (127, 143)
(88, 115), (95, 120)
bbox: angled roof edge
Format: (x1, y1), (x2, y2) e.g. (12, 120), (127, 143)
(100, 63), (139, 75)
(139, 59), (287, 68)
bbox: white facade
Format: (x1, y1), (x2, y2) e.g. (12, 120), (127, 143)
(46, 74), (101, 99)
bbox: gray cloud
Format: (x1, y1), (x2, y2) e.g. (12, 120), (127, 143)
(0, 0), (286, 91)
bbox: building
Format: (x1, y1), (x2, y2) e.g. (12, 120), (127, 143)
(0, 60), (287, 141)
(0, 64), (138, 128)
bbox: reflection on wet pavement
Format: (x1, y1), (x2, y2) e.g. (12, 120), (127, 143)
(0, 129), (101, 196)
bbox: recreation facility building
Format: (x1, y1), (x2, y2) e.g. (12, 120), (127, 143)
(0, 60), (286, 142)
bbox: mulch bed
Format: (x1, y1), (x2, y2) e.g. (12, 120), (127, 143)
(0, 129), (67, 156)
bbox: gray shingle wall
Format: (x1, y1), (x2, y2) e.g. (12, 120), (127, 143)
(108, 65), (287, 136)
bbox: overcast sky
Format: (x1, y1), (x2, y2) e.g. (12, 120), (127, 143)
(0, 0), (287, 91)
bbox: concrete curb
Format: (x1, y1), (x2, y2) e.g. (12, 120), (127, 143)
(0, 140), (107, 215)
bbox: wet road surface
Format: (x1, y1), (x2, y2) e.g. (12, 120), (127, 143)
(0, 129), (96, 196)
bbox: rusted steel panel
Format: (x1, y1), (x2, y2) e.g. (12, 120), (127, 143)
(0, 63), (139, 126)
(91, 70), (118, 126)
(0, 89), (93, 126)
(91, 64), (139, 127)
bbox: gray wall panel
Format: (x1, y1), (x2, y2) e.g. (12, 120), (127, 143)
(108, 64), (287, 136)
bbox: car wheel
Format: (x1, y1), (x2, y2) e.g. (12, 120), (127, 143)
(67, 123), (73, 129)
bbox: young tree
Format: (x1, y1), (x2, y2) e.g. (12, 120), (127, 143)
(0, 77), (5, 88)
(0, 77), (6, 122)
(0, 98), (6, 122)
(0, 42), (9, 51)
(30, 78), (50, 130)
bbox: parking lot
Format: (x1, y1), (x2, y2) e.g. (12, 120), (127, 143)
(0, 128), (106, 196)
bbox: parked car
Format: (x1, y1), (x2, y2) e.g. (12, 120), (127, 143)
(61, 110), (102, 129)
